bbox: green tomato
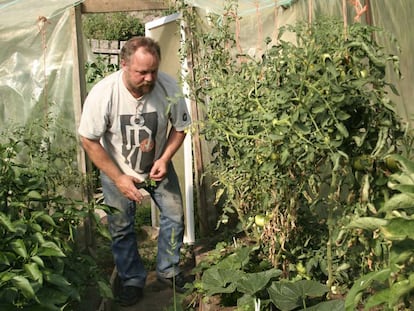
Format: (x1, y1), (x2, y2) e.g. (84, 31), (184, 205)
(296, 262), (306, 274)
(360, 69), (368, 78)
(352, 155), (374, 171)
(322, 53), (332, 62)
(270, 152), (279, 161)
(254, 215), (266, 227)
(384, 156), (399, 172)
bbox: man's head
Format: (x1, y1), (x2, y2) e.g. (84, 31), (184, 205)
(120, 37), (161, 98)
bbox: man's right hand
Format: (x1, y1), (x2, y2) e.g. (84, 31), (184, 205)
(114, 174), (144, 203)
(80, 137), (145, 203)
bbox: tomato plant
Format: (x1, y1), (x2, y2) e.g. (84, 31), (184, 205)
(185, 4), (410, 295)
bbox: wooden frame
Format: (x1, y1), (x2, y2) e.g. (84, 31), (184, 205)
(81, 0), (168, 13)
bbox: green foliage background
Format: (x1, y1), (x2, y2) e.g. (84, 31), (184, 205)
(82, 12), (145, 40)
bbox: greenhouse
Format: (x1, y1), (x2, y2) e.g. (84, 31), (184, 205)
(1, 0), (414, 310)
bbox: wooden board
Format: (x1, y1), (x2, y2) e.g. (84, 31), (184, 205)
(81, 0), (168, 13)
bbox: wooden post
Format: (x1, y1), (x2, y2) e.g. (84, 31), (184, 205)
(71, 4), (89, 197)
(71, 4), (95, 249)
(182, 9), (213, 237)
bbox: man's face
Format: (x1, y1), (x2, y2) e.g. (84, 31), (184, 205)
(122, 47), (159, 98)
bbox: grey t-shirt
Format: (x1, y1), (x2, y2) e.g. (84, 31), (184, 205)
(78, 70), (191, 180)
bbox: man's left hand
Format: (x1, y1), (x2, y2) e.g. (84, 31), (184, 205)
(149, 158), (168, 181)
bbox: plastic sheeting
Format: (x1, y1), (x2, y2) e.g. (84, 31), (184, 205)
(0, 0), (84, 132)
(185, 0), (413, 123)
(370, 0), (414, 125)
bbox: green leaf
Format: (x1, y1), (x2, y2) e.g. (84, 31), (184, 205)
(347, 217), (387, 231)
(302, 299), (345, 311)
(24, 262), (42, 282)
(96, 223), (112, 240)
(0, 212), (16, 232)
(311, 104), (325, 114)
(389, 185), (414, 194)
(44, 271), (71, 288)
(236, 293), (256, 311)
(0, 252), (12, 266)
(217, 246), (254, 270)
(268, 281), (301, 311)
(268, 280), (328, 311)
(201, 267), (242, 296)
(387, 173), (414, 189)
(386, 279), (414, 306)
(293, 280), (328, 297)
(381, 193), (414, 212)
(237, 268), (282, 295)
(214, 188), (225, 205)
(388, 83), (400, 96)
(336, 110), (351, 120)
(0, 271), (15, 283)
(32, 232), (46, 244)
(36, 287), (74, 309)
(30, 255), (45, 268)
(352, 131), (368, 147)
(294, 123), (311, 135)
(331, 94), (346, 103)
(345, 269), (391, 311)
(37, 242), (66, 257)
(98, 280), (114, 299)
(39, 214), (56, 227)
(387, 154), (414, 174)
(381, 218), (414, 240)
(11, 275), (36, 299)
(390, 240), (414, 264)
(364, 288), (390, 310)
(335, 122), (349, 138)
(27, 190), (42, 200)
(10, 239), (28, 259)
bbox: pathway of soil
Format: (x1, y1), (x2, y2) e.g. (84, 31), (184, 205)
(96, 225), (201, 311)
(108, 271), (176, 311)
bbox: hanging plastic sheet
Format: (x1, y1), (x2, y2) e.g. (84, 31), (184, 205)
(370, 0), (414, 124)
(0, 0), (85, 133)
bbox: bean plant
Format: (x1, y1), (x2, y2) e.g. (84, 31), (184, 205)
(183, 1), (410, 299)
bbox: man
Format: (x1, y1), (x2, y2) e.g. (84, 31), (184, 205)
(78, 36), (191, 307)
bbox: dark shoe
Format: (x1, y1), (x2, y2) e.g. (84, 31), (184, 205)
(157, 273), (193, 293)
(116, 285), (143, 307)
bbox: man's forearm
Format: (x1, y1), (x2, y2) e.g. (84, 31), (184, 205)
(159, 129), (186, 163)
(80, 136), (123, 182)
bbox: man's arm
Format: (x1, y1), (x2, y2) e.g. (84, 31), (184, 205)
(149, 128), (186, 181)
(80, 136), (145, 202)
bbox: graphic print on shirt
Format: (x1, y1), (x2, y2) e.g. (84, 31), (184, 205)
(120, 112), (157, 173)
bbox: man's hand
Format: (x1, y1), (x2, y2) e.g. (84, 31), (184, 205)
(114, 174), (145, 203)
(149, 158), (168, 181)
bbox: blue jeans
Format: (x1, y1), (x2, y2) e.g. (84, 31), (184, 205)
(101, 163), (184, 288)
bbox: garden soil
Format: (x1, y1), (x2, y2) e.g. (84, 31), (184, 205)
(96, 234), (231, 311)
(81, 195), (228, 311)
(92, 221), (209, 311)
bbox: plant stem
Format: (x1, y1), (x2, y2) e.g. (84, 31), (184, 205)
(326, 204), (333, 291)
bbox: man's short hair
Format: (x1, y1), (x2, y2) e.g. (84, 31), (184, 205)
(120, 36), (161, 63)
